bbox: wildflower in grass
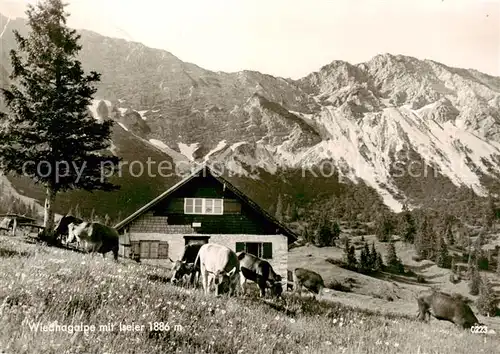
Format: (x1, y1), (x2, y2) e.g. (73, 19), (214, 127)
(394, 343), (399, 347)
(290, 318), (296, 323)
(324, 341), (332, 345)
(275, 315), (280, 321)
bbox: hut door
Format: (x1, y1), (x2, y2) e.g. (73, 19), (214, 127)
(184, 236), (210, 246)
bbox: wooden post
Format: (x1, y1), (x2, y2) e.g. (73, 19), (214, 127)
(11, 218), (17, 237)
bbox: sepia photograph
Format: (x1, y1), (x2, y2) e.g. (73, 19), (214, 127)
(0, 0), (499, 353)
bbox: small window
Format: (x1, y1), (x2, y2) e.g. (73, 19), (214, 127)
(135, 241), (164, 259)
(194, 199), (203, 213)
(158, 242), (169, 259)
(185, 199), (194, 213)
(205, 199), (214, 213)
(214, 199), (223, 214)
(184, 198), (224, 215)
(235, 242), (273, 259)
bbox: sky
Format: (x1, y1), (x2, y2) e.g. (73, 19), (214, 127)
(1, 0), (499, 79)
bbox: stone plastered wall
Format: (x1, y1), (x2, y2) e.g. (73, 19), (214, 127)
(122, 214), (289, 279)
(211, 234), (288, 280)
(124, 233), (288, 280)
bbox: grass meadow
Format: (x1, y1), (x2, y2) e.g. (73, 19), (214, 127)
(0, 235), (499, 354)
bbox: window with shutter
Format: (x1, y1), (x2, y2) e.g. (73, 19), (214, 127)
(262, 242), (273, 259)
(158, 242), (169, 259)
(150, 242), (159, 259)
(140, 242), (150, 259)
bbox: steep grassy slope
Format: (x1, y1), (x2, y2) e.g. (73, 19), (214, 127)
(0, 235), (499, 354)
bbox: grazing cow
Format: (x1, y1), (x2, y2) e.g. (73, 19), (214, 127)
(192, 243), (240, 296)
(292, 268), (325, 299)
(55, 215), (83, 238)
(39, 215), (83, 243)
(66, 221), (119, 261)
(416, 290), (482, 329)
(171, 243), (204, 286)
(237, 251), (283, 298)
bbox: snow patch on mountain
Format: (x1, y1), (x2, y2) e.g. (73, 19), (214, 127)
(178, 142), (200, 161)
(0, 16), (10, 39)
(204, 140), (228, 161)
(137, 110), (148, 120)
(149, 139), (189, 162)
(117, 122), (129, 131)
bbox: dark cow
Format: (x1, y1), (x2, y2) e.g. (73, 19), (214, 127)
(237, 252), (283, 298)
(192, 243), (240, 296)
(171, 243), (204, 286)
(66, 221), (119, 261)
(292, 268), (325, 299)
(417, 290), (482, 329)
(38, 215), (83, 243)
(55, 215), (83, 238)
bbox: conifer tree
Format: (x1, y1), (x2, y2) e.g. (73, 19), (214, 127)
(436, 237), (451, 268)
(347, 245), (358, 270)
(415, 215), (433, 259)
(477, 277), (497, 317)
(375, 211), (393, 242)
(331, 221), (341, 244)
(359, 246), (369, 273)
(363, 242), (371, 269)
(0, 0), (120, 233)
(399, 203), (416, 243)
(369, 242), (377, 269)
(468, 266), (480, 296)
(374, 252), (384, 272)
(386, 241), (404, 273)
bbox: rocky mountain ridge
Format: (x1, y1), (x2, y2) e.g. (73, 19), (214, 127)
(1, 12), (500, 216)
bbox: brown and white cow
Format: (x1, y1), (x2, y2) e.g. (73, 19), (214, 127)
(237, 251), (283, 298)
(170, 243), (204, 286)
(192, 243), (240, 296)
(66, 221), (119, 261)
(292, 268), (325, 299)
